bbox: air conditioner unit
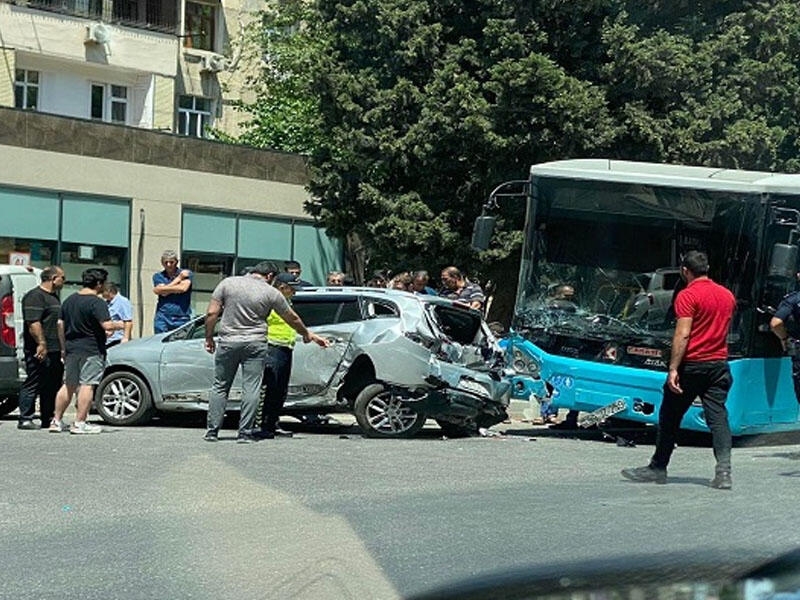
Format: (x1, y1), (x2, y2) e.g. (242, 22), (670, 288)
(85, 22), (111, 45)
(199, 54), (226, 73)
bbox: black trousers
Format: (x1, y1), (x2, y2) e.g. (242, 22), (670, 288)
(651, 361), (733, 473)
(260, 345), (293, 432)
(17, 350), (64, 425)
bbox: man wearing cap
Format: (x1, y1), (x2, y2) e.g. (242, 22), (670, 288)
(258, 272), (303, 438)
(204, 262), (328, 443)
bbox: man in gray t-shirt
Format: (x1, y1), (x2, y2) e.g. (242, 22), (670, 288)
(203, 262), (328, 443)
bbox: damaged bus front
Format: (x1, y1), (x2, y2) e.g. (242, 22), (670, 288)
(479, 159), (800, 435)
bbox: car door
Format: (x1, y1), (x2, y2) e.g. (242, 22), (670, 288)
(157, 317), (231, 402)
(288, 297), (360, 398)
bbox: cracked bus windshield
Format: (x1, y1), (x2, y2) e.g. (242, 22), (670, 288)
(513, 176), (761, 370)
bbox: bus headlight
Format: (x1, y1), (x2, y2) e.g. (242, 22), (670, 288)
(511, 348), (541, 378)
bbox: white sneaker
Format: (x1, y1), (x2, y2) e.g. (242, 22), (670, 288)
(49, 419), (67, 433)
(69, 421), (102, 435)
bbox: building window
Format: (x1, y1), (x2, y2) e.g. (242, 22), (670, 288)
(14, 70), (39, 110)
(91, 83), (128, 124)
(183, 0), (216, 51)
(28, 0), (102, 19)
(177, 96), (212, 137)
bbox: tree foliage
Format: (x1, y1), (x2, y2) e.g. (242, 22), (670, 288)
(230, 0), (800, 299)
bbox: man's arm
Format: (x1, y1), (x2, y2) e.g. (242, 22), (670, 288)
(770, 316), (790, 351)
(57, 319), (65, 357)
(667, 317), (693, 393)
(154, 271), (192, 296)
(122, 320), (133, 342)
(278, 308), (330, 347)
(204, 298), (222, 353)
(101, 320), (126, 333)
(28, 321), (47, 361)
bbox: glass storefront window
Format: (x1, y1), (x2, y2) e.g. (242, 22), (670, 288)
(182, 252), (233, 317)
(0, 237), (57, 269)
(59, 243), (127, 299)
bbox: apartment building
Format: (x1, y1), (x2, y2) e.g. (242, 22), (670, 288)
(0, 1), (342, 337)
(0, 0), (259, 137)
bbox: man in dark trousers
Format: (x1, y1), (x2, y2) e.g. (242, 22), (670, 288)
(17, 266), (65, 430)
(622, 251), (736, 489)
(769, 288), (800, 403)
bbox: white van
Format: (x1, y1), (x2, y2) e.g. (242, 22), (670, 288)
(0, 266), (42, 415)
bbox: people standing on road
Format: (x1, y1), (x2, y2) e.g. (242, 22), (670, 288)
(257, 273), (302, 438)
(439, 266), (486, 311)
(769, 288), (800, 403)
(103, 282), (133, 348)
(17, 266), (66, 430)
(204, 262), (329, 443)
(284, 260), (313, 288)
(622, 251), (736, 489)
(152, 250), (193, 333)
(52, 268), (125, 434)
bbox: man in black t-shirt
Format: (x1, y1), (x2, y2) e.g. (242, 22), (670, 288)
(51, 268), (124, 435)
(17, 266), (66, 430)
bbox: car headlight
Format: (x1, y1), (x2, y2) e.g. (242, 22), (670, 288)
(511, 348), (541, 378)
(457, 378), (491, 399)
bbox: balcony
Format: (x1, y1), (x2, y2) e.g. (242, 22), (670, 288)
(14, 0), (178, 33)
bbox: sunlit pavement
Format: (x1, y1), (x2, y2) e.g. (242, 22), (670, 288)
(2, 406), (800, 600)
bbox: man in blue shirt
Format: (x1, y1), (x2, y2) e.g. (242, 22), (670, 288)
(103, 282), (133, 347)
(152, 250), (193, 333)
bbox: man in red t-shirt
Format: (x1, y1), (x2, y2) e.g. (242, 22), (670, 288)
(622, 251), (736, 490)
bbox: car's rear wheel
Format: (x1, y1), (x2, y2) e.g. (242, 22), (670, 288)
(353, 383), (426, 438)
(95, 371), (155, 426)
(0, 394), (18, 416)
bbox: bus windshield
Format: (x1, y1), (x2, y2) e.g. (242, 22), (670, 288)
(513, 177), (763, 366)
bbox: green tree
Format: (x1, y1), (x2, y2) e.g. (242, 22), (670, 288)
(230, 0), (800, 319)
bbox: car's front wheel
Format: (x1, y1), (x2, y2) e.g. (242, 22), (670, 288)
(353, 383), (426, 438)
(95, 371), (155, 426)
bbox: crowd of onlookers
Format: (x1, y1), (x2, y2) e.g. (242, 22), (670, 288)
(324, 266), (488, 313)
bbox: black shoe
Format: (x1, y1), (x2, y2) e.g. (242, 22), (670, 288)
(203, 429), (219, 442)
(17, 420), (39, 431)
(273, 427), (294, 438)
(253, 429), (274, 440)
(621, 464), (667, 484)
(710, 471), (732, 490)
(236, 433), (256, 444)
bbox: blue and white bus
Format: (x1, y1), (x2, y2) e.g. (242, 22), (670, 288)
(476, 159), (800, 435)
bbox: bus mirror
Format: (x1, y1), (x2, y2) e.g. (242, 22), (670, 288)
(768, 243), (799, 280)
(471, 215), (496, 251)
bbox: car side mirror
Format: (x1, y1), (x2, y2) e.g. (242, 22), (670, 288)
(471, 215), (496, 251)
(768, 243), (799, 280)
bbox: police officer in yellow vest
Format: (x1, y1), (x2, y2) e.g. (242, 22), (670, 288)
(257, 272), (303, 438)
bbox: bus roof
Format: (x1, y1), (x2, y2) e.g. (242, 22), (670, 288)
(530, 159), (800, 195)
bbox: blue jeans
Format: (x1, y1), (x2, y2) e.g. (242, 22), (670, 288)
(207, 340), (270, 435)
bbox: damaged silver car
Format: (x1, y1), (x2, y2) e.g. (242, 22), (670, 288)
(93, 288), (512, 438)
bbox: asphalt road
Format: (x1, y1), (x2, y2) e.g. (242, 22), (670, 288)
(2, 413), (800, 600)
